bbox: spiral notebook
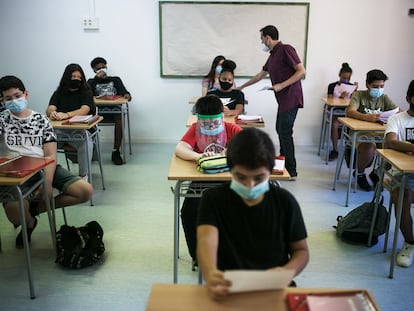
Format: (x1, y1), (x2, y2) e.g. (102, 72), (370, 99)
(0, 156), (54, 178)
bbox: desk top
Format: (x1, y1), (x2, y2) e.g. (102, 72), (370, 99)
(322, 97), (350, 107)
(338, 117), (386, 131)
(51, 116), (103, 130)
(0, 157), (54, 186)
(94, 96), (128, 105)
(146, 283), (380, 311)
(186, 115), (264, 128)
(376, 149), (414, 173)
(168, 154), (290, 181)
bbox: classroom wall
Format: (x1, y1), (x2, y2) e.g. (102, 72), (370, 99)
(0, 0), (413, 146)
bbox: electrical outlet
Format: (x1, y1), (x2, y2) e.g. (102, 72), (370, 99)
(83, 17), (99, 30)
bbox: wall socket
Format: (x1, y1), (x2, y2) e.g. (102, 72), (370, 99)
(83, 17), (99, 30)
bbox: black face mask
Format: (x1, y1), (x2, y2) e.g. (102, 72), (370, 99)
(219, 81), (232, 91)
(410, 103), (414, 112)
(69, 79), (82, 89)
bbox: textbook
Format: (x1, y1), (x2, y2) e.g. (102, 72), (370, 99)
(64, 114), (100, 125)
(0, 156), (54, 178)
(286, 291), (378, 311)
(272, 156), (285, 175)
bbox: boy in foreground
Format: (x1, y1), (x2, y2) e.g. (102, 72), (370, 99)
(196, 128), (309, 300)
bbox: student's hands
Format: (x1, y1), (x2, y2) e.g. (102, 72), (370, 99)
(205, 269), (231, 300)
(365, 113), (381, 123)
(124, 94), (132, 101)
(49, 111), (70, 121)
(95, 70), (106, 79)
(271, 83), (283, 92)
(339, 91), (349, 98)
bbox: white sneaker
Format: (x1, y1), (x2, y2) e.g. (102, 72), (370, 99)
(396, 242), (414, 267)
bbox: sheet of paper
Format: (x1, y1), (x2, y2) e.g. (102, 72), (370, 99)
(258, 85), (273, 91)
(336, 83), (357, 95)
(379, 107), (399, 123)
(237, 115), (262, 121)
(224, 269), (294, 293)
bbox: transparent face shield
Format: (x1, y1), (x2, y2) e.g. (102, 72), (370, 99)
(196, 113), (227, 154)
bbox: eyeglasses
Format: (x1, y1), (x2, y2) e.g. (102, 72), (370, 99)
(198, 118), (223, 129)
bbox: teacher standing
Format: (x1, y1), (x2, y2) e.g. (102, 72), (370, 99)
(239, 25), (306, 179)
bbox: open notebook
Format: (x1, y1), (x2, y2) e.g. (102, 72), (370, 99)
(0, 156), (54, 178)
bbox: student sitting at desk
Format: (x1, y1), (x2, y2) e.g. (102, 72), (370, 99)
(208, 60), (245, 117)
(87, 57), (132, 165)
(0, 75), (93, 248)
(327, 62), (358, 161)
(46, 63), (95, 181)
(202, 55), (226, 96)
(197, 128), (309, 300)
(175, 94), (242, 268)
(346, 69), (398, 191)
(384, 80), (414, 268)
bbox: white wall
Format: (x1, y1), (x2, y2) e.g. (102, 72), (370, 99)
(0, 0), (413, 146)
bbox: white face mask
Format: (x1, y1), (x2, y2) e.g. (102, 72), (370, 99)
(261, 43), (270, 52)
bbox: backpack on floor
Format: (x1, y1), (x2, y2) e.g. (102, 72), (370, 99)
(56, 221), (105, 269)
(334, 198), (388, 246)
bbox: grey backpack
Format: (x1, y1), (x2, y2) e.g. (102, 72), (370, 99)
(335, 199), (388, 246)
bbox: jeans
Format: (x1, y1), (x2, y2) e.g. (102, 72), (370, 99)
(276, 107), (298, 176)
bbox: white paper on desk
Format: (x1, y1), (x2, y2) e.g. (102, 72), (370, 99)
(237, 115), (263, 121)
(258, 85), (273, 91)
(379, 107), (399, 123)
(336, 83), (357, 95)
(224, 269), (295, 293)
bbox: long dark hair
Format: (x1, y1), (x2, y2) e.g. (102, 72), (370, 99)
(56, 63), (90, 93)
(204, 55), (225, 90)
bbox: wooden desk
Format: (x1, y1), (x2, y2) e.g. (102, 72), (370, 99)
(186, 115), (264, 128)
(318, 97), (350, 164)
(146, 283), (381, 311)
(0, 159), (55, 299)
(332, 117), (385, 206)
(372, 149), (414, 278)
(168, 155), (290, 283)
(51, 117), (105, 197)
(94, 96), (132, 162)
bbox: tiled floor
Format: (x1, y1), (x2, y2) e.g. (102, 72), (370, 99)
(0, 143), (413, 310)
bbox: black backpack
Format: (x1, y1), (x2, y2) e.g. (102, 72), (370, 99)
(335, 199), (388, 246)
(56, 221), (105, 269)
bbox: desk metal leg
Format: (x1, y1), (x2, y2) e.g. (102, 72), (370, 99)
(121, 106), (127, 163)
(173, 181), (182, 283)
(368, 158), (386, 246)
(389, 174), (407, 279)
(16, 186), (35, 299)
(318, 104), (327, 156)
(40, 171), (56, 249)
(333, 125), (347, 191)
(345, 133), (358, 207)
(126, 103), (132, 155)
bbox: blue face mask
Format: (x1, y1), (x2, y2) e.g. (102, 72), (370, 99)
(369, 88), (384, 99)
(5, 97), (28, 114)
(215, 65), (223, 75)
(200, 123), (224, 136)
(230, 178), (269, 201)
